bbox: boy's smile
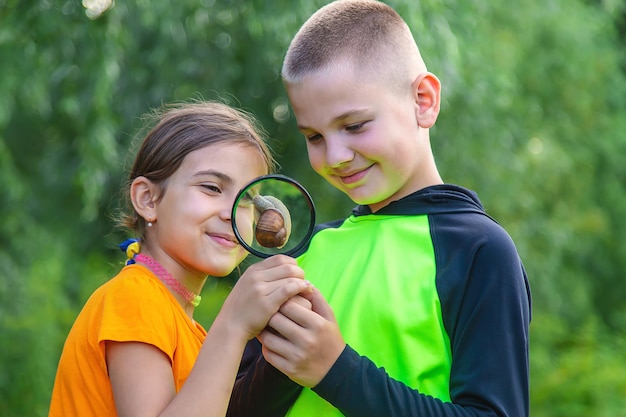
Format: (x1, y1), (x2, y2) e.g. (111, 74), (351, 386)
(286, 63), (439, 212)
(336, 166), (371, 185)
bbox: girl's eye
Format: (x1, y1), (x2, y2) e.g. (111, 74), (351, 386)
(201, 184), (222, 193)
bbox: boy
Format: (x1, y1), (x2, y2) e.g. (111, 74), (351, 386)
(228, 1), (531, 416)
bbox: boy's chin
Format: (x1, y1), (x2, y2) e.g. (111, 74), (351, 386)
(344, 190), (386, 206)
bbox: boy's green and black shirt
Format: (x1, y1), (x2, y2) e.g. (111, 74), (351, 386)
(229, 184), (531, 417)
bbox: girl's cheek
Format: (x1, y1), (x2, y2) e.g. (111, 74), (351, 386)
(235, 210), (255, 246)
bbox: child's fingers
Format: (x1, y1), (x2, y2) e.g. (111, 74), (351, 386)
(284, 294), (313, 310)
(258, 315), (295, 355)
(250, 254), (297, 270)
(267, 278), (312, 304)
(244, 255), (305, 283)
(307, 288), (336, 321)
(268, 263), (306, 282)
(270, 301), (318, 338)
(260, 334), (292, 371)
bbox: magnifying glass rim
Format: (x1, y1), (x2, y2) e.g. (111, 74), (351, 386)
(231, 174), (316, 259)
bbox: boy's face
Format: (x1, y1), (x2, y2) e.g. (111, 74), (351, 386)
(286, 64), (438, 212)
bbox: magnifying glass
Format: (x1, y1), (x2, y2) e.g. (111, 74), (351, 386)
(231, 174), (316, 258)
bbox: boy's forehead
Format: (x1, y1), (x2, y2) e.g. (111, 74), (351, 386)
(287, 69), (389, 130)
(309, 58), (413, 94)
(288, 59), (394, 95)
(287, 60), (375, 99)
(312, 59), (373, 81)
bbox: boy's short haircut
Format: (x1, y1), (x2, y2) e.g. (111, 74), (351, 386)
(282, 0), (425, 88)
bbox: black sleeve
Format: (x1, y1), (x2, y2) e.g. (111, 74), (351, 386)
(313, 345), (471, 416)
(437, 217), (531, 417)
(311, 216), (531, 417)
(226, 338), (303, 417)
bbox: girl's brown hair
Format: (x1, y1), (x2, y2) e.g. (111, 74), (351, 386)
(118, 100), (276, 238)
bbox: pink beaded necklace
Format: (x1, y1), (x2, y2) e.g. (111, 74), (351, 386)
(135, 253), (201, 307)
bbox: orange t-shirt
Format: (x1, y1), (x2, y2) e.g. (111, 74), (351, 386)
(49, 264), (207, 416)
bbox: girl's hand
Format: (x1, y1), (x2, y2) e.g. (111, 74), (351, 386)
(217, 255), (311, 341)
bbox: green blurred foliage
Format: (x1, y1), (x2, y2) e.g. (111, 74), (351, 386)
(530, 314), (626, 417)
(0, 0), (625, 415)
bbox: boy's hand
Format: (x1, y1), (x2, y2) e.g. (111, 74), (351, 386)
(258, 288), (345, 387)
(263, 294), (312, 336)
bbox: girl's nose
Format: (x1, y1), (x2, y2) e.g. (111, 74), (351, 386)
(219, 198), (233, 221)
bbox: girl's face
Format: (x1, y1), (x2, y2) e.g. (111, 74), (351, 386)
(150, 143), (266, 278)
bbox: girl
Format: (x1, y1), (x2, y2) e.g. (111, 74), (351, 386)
(49, 101), (311, 417)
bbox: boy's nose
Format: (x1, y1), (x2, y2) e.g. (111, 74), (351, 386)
(325, 138), (354, 168)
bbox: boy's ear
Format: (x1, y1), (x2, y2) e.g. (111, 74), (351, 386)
(412, 72), (441, 128)
(130, 176), (158, 221)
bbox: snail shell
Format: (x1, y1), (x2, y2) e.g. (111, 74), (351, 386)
(252, 195), (292, 248)
(255, 208), (288, 248)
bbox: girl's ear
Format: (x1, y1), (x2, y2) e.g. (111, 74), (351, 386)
(130, 176), (158, 222)
(412, 72), (441, 128)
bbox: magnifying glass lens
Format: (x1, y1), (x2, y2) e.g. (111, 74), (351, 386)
(231, 175), (315, 259)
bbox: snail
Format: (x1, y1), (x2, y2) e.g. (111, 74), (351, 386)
(252, 195), (292, 248)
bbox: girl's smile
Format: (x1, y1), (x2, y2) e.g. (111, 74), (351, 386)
(148, 143), (267, 279)
(207, 232), (239, 249)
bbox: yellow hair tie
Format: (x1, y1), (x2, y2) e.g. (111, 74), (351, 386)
(118, 239), (141, 265)
(126, 240), (140, 260)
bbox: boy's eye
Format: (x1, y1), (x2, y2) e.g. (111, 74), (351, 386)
(346, 122), (366, 133)
(305, 133), (323, 144)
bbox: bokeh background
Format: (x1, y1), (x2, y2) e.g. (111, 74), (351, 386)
(1, 0), (625, 415)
